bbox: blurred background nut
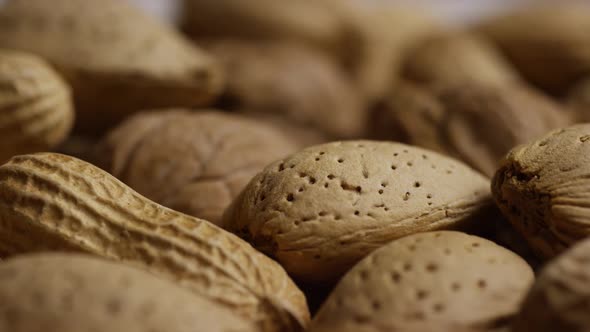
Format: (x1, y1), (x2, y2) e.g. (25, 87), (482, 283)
(0, 0), (223, 134)
(567, 78), (590, 122)
(0, 49), (73, 163)
(95, 110), (298, 226)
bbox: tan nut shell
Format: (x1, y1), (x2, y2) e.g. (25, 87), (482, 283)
(403, 33), (522, 88)
(311, 231), (534, 331)
(375, 82), (568, 177)
(0, 0), (222, 133)
(492, 124), (590, 259)
(95, 110), (298, 226)
(513, 238), (590, 332)
(478, 5), (590, 93)
(0, 253), (255, 332)
(0, 153), (309, 332)
(0, 49), (73, 162)
(224, 141), (493, 283)
(206, 41), (365, 139)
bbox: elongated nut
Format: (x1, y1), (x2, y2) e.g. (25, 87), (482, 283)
(0, 253), (256, 332)
(0, 49), (73, 162)
(224, 141), (493, 283)
(492, 124), (590, 259)
(0, 153), (309, 332)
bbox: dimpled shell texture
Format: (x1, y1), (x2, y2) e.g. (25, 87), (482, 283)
(0, 253), (256, 332)
(312, 231), (534, 331)
(95, 110), (298, 226)
(0, 0), (222, 132)
(0, 49), (73, 162)
(513, 238), (590, 332)
(492, 124), (590, 259)
(224, 141), (493, 283)
(0, 153), (309, 332)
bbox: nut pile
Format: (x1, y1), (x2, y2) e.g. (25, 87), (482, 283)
(0, 0), (590, 331)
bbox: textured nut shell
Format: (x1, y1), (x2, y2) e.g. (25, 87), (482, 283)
(95, 110), (298, 226)
(207, 41), (365, 139)
(224, 141), (492, 283)
(0, 49), (73, 162)
(0, 153), (309, 332)
(478, 5), (590, 93)
(312, 231), (534, 331)
(375, 82), (568, 177)
(513, 238), (590, 332)
(567, 79), (590, 122)
(0, 0), (222, 133)
(492, 124), (590, 259)
(403, 33), (521, 88)
(0, 253), (255, 332)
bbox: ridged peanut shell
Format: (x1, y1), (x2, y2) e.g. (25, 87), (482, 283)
(224, 141), (493, 283)
(513, 238), (590, 332)
(492, 124), (590, 258)
(0, 153), (309, 332)
(94, 110), (298, 226)
(311, 231), (534, 331)
(0, 49), (73, 162)
(0, 253), (255, 332)
(0, 0), (222, 133)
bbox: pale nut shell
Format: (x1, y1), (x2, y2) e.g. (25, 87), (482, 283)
(224, 140), (493, 283)
(0, 253), (256, 332)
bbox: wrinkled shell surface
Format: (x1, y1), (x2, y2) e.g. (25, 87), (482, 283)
(0, 49), (73, 162)
(95, 110), (298, 226)
(492, 124), (590, 258)
(0, 0), (222, 132)
(312, 231), (534, 331)
(513, 238), (590, 332)
(0, 253), (256, 332)
(0, 153), (309, 332)
(224, 141), (493, 283)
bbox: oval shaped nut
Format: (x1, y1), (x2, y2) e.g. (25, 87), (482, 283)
(95, 110), (299, 226)
(206, 41), (366, 140)
(224, 141), (493, 283)
(0, 153), (309, 332)
(492, 124), (590, 259)
(0, 49), (74, 162)
(0, 253), (256, 332)
(403, 33), (522, 89)
(513, 238), (590, 332)
(0, 0), (223, 133)
(311, 231), (534, 331)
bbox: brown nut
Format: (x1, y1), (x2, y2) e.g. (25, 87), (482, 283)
(94, 110), (298, 226)
(0, 253), (256, 332)
(0, 49), (74, 162)
(513, 238), (590, 332)
(492, 124), (590, 259)
(224, 141), (493, 283)
(478, 5), (590, 93)
(0, 0), (223, 134)
(0, 153), (309, 332)
(374, 82), (568, 177)
(567, 78), (590, 122)
(311, 231), (534, 331)
(207, 41), (366, 140)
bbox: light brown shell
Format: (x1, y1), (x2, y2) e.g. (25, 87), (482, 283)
(513, 238), (590, 332)
(224, 141), (493, 283)
(492, 124), (590, 259)
(0, 253), (256, 332)
(0, 49), (73, 162)
(0, 153), (309, 332)
(374, 82), (568, 177)
(403, 33), (521, 89)
(94, 110), (299, 226)
(0, 0), (222, 133)
(311, 231), (534, 331)
(478, 5), (590, 93)
(206, 41), (366, 140)
(567, 78), (590, 122)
